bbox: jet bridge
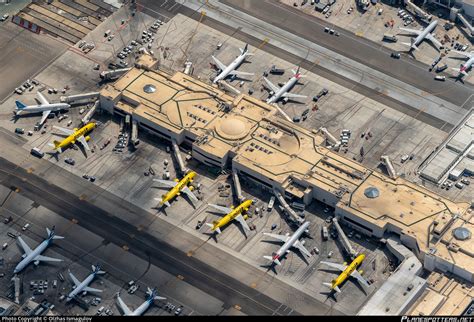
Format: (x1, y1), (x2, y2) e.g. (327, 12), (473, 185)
(332, 217), (358, 260)
(273, 190), (305, 225)
(171, 139), (188, 175)
(232, 170), (245, 204)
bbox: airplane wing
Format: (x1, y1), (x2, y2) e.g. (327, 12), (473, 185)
(350, 270), (370, 288)
(37, 92), (49, 105)
(40, 110), (51, 125)
(263, 77), (280, 93)
(181, 186), (199, 204)
(426, 34), (442, 48)
(207, 204), (231, 215)
(449, 50), (473, 58)
(116, 294), (133, 315)
(399, 27), (421, 35)
(153, 179), (178, 188)
(282, 92), (307, 99)
(235, 214), (251, 231)
(263, 232), (290, 243)
(293, 240), (312, 258)
(17, 237), (33, 255)
(320, 261), (346, 272)
(69, 271), (81, 287)
(450, 50), (472, 58)
(83, 286), (103, 293)
(228, 70), (254, 77)
(211, 56), (227, 71)
(34, 255), (63, 262)
(53, 126), (74, 135)
(76, 135), (90, 151)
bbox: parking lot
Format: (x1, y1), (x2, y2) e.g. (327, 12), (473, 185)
(0, 1), (472, 316)
(283, 0), (474, 83)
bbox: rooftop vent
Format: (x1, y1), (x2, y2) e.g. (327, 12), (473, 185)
(452, 227), (471, 241)
(143, 84), (156, 93)
(364, 187), (380, 199)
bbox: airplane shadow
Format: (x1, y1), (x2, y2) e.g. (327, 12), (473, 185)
(260, 262), (278, 275)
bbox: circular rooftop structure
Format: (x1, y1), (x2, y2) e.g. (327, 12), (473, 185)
(143, 84), (156, 94)
(364, 187), (380, 199)
(452, 227), (471, 241)
(215, 116), (249, 140)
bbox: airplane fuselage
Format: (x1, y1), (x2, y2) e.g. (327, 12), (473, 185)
(266, 74), (301, 104)
(14, 238), (51, 274)
(160, 171), (196, 206)
(15, 103), (70, 115)
(330, 254), (365, 290)
(55, 122), (96, 151)
(460, 56), (474, 74)
(213, 53), (248, 84)
(271, 221), (310, 263)
(210, 199), (252, 231)
(413, 20), (437, 48)
(67, 272), (97, 301)
(127, 299), (153, 316)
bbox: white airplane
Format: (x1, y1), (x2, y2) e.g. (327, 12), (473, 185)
(14, 92), (71, 125)
(263, 67), (307, 104)
(212, 44), (254, 84)
(262, 221), (311, 266)
(399, 20), (442, 51)
(14, 227), (64, 274)
(116, 287), (166, 316)
(66, 264), (105, 302)
(449, 50), (474, 77)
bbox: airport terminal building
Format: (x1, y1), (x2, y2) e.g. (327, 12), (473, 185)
(99, 56), (473, 283)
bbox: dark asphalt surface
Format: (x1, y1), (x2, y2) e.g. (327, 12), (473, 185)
(220, 0), (473, 108)
(138, 0), (474, 131)
(0, 156), (299, 316)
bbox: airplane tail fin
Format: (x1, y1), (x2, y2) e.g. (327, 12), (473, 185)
(15, 100), (27, 110)
(323, 281), (341, 293)
(263, 255), (281, 266)
(53, 140), (61, 148)
(47, 227), (64, 240)
(453, 67), (467, 75)
(205, 223), (220, 234)
(47, 143), (61, 154)
(92, 264), (106, 275)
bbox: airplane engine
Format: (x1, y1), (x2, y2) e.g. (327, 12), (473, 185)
(230, 74), (237, 81)
(300, 240), (305, 245)
(85, 135), (91, 142)
(34, 260), (40, 266)
(189, 185), (194, 191)
(243, 214), (249, 220)
(269, 91), (275, 96)
(283, 97), (289, 104)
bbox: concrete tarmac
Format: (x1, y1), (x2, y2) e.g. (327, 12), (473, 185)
(0, 130), (341, 315)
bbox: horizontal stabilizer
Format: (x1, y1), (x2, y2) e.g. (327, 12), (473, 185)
(323, 282), (341, 293)
(263, 255), (281, 266)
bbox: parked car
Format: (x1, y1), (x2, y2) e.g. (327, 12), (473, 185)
(391, 52), (401, 59)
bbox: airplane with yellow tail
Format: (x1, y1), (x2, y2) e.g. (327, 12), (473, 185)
(153, 171), (198, 208)
(49, 122), (96, 153)
(206, 199), (253, 235)
(320, 253), (369, 293)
